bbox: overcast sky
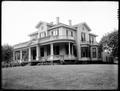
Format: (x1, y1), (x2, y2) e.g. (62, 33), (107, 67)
(2, 1), (118, 46)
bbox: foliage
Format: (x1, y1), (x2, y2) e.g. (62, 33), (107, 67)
(2, 44), (13, 63)
(99, 30), (118, 57)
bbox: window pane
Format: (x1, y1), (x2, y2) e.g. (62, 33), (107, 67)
(92, 48), (96, 58)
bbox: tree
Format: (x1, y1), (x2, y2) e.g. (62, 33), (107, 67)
(2, 44), (13, 63)
(99, 30), (118, 57)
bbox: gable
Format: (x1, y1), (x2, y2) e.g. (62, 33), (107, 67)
(82, 23), (91, 31)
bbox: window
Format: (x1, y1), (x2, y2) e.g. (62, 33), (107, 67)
(82, 26), (85, 30)
(54, 45), (59, 55)
(22, 50), (28, 61)
(15, 51), (20, 60)
(41, 26), (44, 30)
(71, 31), (73, 37)
(89, 35), (94, 44)
(47, 45), (50, 56)
(40, 32), (46, 38)
(57, 28), (59, 35)
(92, 36), (94, 43)
(66, 30), (68, 36)
(53, 30), (56, 36)
(89, 35), (92, 43)
(51, 31), (53, 36)
(65, 44), (69, 55)
(51, 29), (59, 36)
(81, 47), (90, 57)
(81, 32), (86, 42)
(44, 32), (46, 37)
(41, 47), (44, 57)
(92, 48), (96, 58)
(73, 45), (77, 57)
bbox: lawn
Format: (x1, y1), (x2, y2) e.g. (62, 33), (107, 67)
(2, 64), (118, 90)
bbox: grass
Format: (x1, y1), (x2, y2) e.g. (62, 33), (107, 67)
(2, 64), (118, 90)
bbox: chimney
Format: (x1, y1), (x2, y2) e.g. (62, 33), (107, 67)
(69, 20), (72, 26)
(56, 17), (59, 24)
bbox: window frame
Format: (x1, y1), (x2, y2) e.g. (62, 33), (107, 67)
(81, 32), (86, 42)
(92, 48), (96, 58)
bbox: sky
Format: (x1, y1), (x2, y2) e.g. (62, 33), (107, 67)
(2, 1), (118, 46)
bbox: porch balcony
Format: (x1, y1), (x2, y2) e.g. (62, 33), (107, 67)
(38, 35), (75, 43)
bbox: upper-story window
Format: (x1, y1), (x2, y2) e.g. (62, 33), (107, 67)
(81, 32), (86, 42)
(40, 32), (46, 38)
(51, 29), (59, 36)
(89, 35), (94, 44)
(41, 26), (44, 30)
(51, 31), (53, 36)
(89, 35), (92, 43)
(71, 31), (73, 37)
(66, 29), (68, 36)
(44, 32), (46, 37)
(92, 36), (94, 43)
(82, 26), (85, 30)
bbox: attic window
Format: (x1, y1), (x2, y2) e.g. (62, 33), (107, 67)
(82, 26), (85, 30)
(41, 26), (44, 30)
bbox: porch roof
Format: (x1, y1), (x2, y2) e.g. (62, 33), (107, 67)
(13, 41), (30, 49)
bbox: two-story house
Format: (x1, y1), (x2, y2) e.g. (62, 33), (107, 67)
(13, 17), (99, 64)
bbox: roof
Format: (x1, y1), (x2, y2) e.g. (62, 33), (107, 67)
(89, 33), (98, 37)
(73, 22), (91, 31)
(13, 39), (39, 49)
(29, 31), (38, 36)
(36, 21), (54, 29)
(13, 41), (30, 49)
(48, 23), (76, 31)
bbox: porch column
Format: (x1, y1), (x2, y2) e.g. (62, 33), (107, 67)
(50, 43), (53, 61)
(50, 43), (53, 55)
(13, 51), (15, 61)
(20, 50), (22, 63)
(28, 47), (31, 62)
(36, 45), (40, 61)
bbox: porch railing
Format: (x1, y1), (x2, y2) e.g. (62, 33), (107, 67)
(38, 35), (75, 43)
(39, 55), (77, 62)
(40, 55), (64, 62)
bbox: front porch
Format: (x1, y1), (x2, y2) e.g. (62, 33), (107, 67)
(13, 42), (77, 64)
